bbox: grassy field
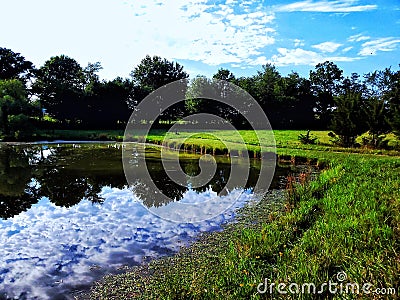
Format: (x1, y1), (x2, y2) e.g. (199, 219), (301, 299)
(31, 129), (400, 154)
(82, 130), (400, 299)
(31, 129), (125, 142)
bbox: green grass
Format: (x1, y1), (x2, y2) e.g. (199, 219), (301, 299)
(88, 154), (400, 299)
(142, 129), (400, 157)
(32, 129), (124, 141)
(24, 128), (400, 155)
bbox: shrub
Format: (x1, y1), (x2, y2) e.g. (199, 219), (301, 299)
(298, 130), (318, 144)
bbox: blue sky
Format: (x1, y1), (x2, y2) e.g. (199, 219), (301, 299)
(1, 0), (399, 79)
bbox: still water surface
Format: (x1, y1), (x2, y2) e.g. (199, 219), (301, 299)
(0, 143), (293, 299)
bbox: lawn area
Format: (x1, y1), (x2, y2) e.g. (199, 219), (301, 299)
(85, 130), (400, 300)
(29, 129), (400, 156)
(31, 129), (125, 141)
(142, 129), (400, 157)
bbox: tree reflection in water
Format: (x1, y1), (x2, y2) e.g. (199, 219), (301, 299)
(0, 144), (291, 220)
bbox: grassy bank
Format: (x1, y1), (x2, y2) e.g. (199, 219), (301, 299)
(21, 129), (400, 156)
(85, 132), (400, 299)
(28, 129), (124, 142)
(143, 129), (400, 157)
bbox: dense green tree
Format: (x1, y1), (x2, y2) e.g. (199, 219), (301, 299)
(83, 61), (102, 93)
(380, 68), (400, 137)
(0, 47), (35, 83)
(250, 64), (283, 127)
(33, 55), (85, 121)
(278, 72), (316, 129)
(236, 76), (258, 99)
(310, 61), (343, 128)
(0, 79), (37, 137)
(130, 55), (188, 91)
(330, 91), (366, 147)
(363, 96), (391, 147)
(213, 68), (236, 82)
(84, 77), (133, 128)
(130, 55), (189, 124)
(253, 64), (281, 108)
(363, 68), (398, 143)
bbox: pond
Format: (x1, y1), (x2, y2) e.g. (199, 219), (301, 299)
(0, 143), (295, 299)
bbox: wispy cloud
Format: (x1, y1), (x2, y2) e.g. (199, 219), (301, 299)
(294, 39), (305, 47)
(275, 0), (377, 13)
(126, 0), (276, 67)
(359, 37), (400, 56)
(312, 41), (342, 53)
(348, 33), (370, 42)
(269, 47), (362, 66)
(342, 46), (353, 53)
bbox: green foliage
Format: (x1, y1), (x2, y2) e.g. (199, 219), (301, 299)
(0, 47), (35, 82)
(298, 130), (318, 144)
(33, 55), (85, 120)
(130, 55), (188, 91)
(330, 92), (366, 147)
(1, 46), (400, 140)
(0, 79), (37, 138)
(310, 61), (343, 128)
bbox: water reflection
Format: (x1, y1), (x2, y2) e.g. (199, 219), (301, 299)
(0, 144), (287, 218)
(0, 143), (293, 299)
(0, 145), (128, 219)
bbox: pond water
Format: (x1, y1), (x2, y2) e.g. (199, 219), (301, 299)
(0, 143), (294, 299)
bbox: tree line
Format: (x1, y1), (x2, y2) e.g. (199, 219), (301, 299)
(0, 46), (399, 147)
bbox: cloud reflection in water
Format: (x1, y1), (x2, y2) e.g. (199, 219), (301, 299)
(0, 185), (253, 299)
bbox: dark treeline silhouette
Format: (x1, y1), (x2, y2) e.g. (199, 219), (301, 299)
(0, 46), (399, 147)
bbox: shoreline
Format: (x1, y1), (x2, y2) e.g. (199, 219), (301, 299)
(80, 151), (400, 299)
(78, 189), (289, 299)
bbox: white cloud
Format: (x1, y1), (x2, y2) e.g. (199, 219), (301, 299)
(342, 46), (353, 52)
(0, 187), (253, 298)
(294, 39), (305, 47)
(125, 0), (276, 67)
(359, 37), (400, 56)
(348, 33), (370, 42)
(0, 0), (276, 79)
(312, 41), (343, 53)
(276, 0), (377, 13)
(269, 47), (362, 66)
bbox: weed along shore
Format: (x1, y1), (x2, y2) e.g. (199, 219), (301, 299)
(81, 133), (400, 300)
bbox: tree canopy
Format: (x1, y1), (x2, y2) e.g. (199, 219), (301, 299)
(0, 47), (35, 83)
(1, 46), (399, 147)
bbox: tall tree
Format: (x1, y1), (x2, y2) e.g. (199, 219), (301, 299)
(84, 77), (133, 128)
(310, 61), (343, 128)
(278, 72), (316, 129)
(83, 61), (102, 93)
(33, 55), (85, 122)
(0, 47), (35, 83)
(0, 79), (36, 137)
(130, 55), (189, 124)
(131, 55), (188, 91)
(213, 68), (236, 82)
(330, 91), (366, 147)
(185, 76), (213, 115)
(364, 68), (398, 141)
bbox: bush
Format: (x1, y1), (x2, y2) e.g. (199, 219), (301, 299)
(298, 130), (318, 144)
